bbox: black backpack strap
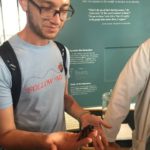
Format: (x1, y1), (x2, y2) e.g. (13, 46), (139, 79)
(0, 41), (21, 110)
(54, 41), (67, 75)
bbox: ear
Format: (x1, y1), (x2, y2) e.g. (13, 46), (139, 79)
(18, 0), (28, 12)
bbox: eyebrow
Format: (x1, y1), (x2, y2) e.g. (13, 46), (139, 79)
(42, 1), (70, 7)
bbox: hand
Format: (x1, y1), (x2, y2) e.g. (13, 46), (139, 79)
(106, 142), (121, 150)
(47, 131), (93, 150)
(80, 113), (111, 150)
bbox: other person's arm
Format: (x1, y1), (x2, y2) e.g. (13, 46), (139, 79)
(103, 41), (150, 142)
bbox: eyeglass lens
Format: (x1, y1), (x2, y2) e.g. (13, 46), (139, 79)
(29, 0), (74, 21)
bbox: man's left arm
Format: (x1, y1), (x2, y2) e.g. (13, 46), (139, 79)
(64, 80), (111, 150)
(64, 80), (89, 121)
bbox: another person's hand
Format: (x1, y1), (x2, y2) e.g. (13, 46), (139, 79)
(47, 131), (93, 150)
(80, 113), (111, 150)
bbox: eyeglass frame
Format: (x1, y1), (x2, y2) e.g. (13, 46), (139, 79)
(29, 0), (75, 21)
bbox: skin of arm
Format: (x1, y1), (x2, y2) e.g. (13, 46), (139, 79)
(0, 105), (93, 150)
(0, 106), (53, 150)
(64, 80), (111, 150)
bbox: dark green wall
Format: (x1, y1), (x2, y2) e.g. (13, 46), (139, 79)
(57, 0), (150, 107)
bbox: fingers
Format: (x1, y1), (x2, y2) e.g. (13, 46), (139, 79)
(80, 114), (112, 150)
(89, 115), (111, 129)
(77, 136), (93, 147)
(99, 118), (112, 128)
(87, 129), (106, 150)
(100, 130), (109, 147)
(92, 131), (109, 150)
(93, 135), (105, 150)
(96, 126), (109, 147)
(88, 127), (108, 150)
(78, 129), (108, 150)
(49, 143), (58, 150)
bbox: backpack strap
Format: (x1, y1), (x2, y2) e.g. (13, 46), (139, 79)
(54, 41), (67, 75)
(0, 41), (21, 110)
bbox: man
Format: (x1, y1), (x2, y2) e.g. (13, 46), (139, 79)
(0, 0), (110, 150)
(103, 38), (150, 150)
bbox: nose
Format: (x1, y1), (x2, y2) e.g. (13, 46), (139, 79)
(50, 13), (61, 24)
(51, 11), (62, 23)
(53, 10), (61, 17)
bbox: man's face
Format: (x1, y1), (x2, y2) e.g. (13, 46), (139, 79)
(27, 0), (71, 40)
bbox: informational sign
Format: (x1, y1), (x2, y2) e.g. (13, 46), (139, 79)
(57, 0), (150, 107)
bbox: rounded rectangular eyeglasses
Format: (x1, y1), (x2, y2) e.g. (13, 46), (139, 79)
(29, 0), (75, 21)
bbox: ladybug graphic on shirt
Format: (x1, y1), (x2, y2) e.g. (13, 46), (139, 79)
(58, 63), (64, 73)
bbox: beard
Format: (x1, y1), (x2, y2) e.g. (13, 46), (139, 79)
(27, 9), (59, 40)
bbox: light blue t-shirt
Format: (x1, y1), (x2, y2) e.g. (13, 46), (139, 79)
(0, 35), (70, 132)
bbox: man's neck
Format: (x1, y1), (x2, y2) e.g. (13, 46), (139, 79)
(18, 27), (50, 46)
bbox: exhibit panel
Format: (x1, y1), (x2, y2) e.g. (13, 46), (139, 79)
(57, 0), (150, 106)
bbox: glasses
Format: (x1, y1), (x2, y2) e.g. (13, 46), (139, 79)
(29, 0), (75, 21)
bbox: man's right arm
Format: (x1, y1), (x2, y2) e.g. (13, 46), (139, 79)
(0, 106), (93, 150)
(0, 106), (52, 150)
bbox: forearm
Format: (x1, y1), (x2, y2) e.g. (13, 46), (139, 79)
(0, 129), (53, 150)
(64, 94), (90, 122)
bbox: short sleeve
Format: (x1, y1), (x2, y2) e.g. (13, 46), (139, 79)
(0, 57), (12, 109)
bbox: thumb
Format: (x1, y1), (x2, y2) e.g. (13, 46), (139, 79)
(77, 137), (92, 147)
(50, 143), (58, 150)
(100, 119), (112, 128)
